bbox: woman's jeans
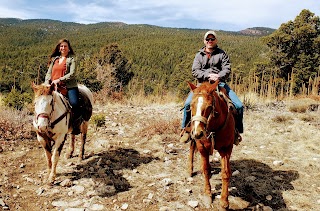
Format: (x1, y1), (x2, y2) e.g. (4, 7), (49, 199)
(67, 87), (80, 118)
(68, 88), (79, 107)
(181, 82), (244, 133)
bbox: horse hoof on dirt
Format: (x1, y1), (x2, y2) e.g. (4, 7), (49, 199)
(202, 194), (212, 208)
(47, 180), (55, 186)
(66, 153), (72, 159)
(219, 200), (229, 211)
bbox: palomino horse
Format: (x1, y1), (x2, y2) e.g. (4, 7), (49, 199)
(32, 83), (93, 184)
(187, 80), (236, 209)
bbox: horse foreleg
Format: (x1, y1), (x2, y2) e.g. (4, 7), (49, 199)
(48, 135), (66, 184)
(66, 134), (75, 159)
(37, 135), (52, 178)
(188, 140), (196, 177)
(197, 139), (212, 206)
(219, 147), (232, 209)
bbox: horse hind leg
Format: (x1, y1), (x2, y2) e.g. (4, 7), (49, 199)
(78, 121), (89, 161)
(66, 134), (75, 159)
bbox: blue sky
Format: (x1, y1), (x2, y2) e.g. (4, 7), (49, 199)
(0, 0), (319, 31)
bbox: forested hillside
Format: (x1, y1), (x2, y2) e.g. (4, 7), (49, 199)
(0, 18), (267, 98)
(1, 9), (319, 110)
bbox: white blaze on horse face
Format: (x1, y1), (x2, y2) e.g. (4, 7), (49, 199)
(194, 96), (204, 130)
(34, 95), (53, 130)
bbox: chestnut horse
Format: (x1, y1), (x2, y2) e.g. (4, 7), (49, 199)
(32, 83), (93, 184)
(188, 80), (236, 209)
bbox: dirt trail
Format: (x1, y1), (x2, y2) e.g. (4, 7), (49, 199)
(0, 103), (319, 211)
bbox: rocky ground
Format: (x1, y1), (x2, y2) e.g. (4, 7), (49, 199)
(0, 102), (320, 211)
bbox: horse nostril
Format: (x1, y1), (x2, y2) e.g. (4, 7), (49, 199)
(199, 131), (203, 138)
(194, 130), (204, 139)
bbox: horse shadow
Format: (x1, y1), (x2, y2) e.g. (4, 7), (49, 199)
(60, 147), (158, 197)
(211, 159), (299, 210)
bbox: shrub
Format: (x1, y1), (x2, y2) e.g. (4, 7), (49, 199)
(272, 115), (293, 123)
(288, 104), (308, 113)
(91, 114), (106, 128)
(3, 88), (32, 110)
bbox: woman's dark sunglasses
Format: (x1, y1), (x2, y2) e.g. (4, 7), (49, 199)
(206, 38), (216, 41)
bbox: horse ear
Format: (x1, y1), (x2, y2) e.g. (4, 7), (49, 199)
(187, 81), (197, 91)
(209, 80), (220, 93)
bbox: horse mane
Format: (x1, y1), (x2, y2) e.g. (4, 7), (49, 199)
(33, 84), (53, 98)
(194, 81), (219, 95)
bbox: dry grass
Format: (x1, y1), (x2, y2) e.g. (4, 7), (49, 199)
(0, 106), (35, 141)
(135, 118), (180, 140)
(94, 89), (181, 106)
(272, 115), (293, 123)
(1, 95), (320, 210)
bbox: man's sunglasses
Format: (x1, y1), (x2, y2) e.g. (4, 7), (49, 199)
(206, 38), (216, 42)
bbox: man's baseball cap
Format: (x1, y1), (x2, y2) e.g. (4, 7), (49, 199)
(204, 30), (217, 40)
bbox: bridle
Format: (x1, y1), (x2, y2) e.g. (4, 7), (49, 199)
(191, 91), (231, 137)
(191, 93), (215, 128)
(34, 95), (54, 127)
(34, 92), (70, 132)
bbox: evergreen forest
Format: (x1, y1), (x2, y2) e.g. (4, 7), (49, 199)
(0, 9), (319, 109)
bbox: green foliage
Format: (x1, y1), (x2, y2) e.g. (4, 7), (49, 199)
(91, 114), (106, 128)
(76, 56), (103, 92)
(97, 43), (133, 93)
(3, 12), (319, 107)
(0, 19), (267, 100)
(3, 88), (32, 110)
(262, 9), (320, 93)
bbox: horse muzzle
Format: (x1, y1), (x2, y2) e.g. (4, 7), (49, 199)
(34, 113), (50, 133)
(191, 129), (205, 139)
(191, 115), (208, 139)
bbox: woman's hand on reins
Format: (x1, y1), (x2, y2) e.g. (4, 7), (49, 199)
(51, 79), (60, 91)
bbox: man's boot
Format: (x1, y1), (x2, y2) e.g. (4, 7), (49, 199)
(179, 126), (191, 143)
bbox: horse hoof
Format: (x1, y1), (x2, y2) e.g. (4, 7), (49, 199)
(47, 180), (55, 186)
(219, 200), (229, 210)
(202, 194), (212, 208)
(218, 207), (228, 211)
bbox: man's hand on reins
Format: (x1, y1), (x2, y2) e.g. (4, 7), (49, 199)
(208, 73), (219, 82)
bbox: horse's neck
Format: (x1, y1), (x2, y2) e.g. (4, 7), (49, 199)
(210, 92), (228, 124)
(52, 92), (69, 115)
(214, 92), (228, 113)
